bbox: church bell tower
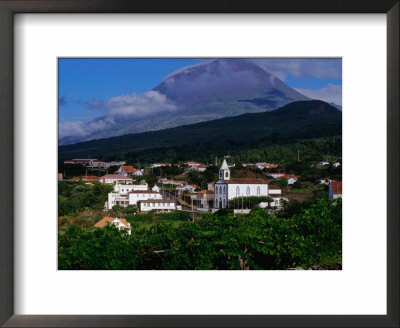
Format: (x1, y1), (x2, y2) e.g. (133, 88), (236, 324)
(219, 159), (230, 181)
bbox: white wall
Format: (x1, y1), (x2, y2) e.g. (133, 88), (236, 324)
(140, 202), (175, 212)
(268, 189), (281, 195)
(129, 192), (162, 205)
(227, 184), (268, 200)
(114, 183), (148, 193)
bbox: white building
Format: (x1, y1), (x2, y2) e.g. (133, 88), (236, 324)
(107, 193), (130, 209)
(319, 161), (330, 166)
(128, 190), (162, 205)
(113, 182), (148, 193)
(214, 160), (269, 209)
(176, 184), (199, 193)
(99, 174), (133, 184)
(159, 179), (186, 186)
(151, 163), (171, 168)
(267, 172), (285, 179)
(94, 217), (131, 235)
(138, 199), (176, 212)
(152, 185), (161, 192)
(106, 188), (162, 209)
(255, 163), (278, 169)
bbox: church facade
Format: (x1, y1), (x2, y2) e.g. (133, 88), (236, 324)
(214, 159), (269, 209)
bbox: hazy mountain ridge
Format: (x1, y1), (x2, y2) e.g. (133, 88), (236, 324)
(59, 100), (342, 162)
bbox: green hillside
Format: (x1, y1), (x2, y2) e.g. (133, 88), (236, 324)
(59, 100), (342, 164)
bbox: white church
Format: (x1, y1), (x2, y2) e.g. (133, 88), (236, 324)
(214, 159), (269, 209)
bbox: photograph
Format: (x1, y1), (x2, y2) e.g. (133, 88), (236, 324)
(58, 58), (342, 270)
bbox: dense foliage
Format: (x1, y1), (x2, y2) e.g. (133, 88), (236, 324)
(58, 181), (113, 216)
(58, 198), (342, 270)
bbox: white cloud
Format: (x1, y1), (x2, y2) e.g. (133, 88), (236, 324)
(59, 117), (115, 140)
(107, 91), (178, 118)
(294, 84), (342, 106)
(59, 91), (178, 140)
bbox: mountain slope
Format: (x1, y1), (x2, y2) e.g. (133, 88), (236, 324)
(59, 100), (341, 162)
(59, 59), (309, 145)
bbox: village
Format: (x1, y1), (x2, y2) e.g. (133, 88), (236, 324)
(59, 157), (342, 235)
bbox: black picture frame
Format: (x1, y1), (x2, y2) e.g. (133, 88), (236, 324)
(0, 1), (398, 327)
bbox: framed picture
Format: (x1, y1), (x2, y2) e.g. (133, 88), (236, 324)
(0, 0), (398, 327)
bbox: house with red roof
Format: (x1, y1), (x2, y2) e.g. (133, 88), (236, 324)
(329, 181), (342, 199)
(94, 217), (131, 235)
(278, 174), (301, 185)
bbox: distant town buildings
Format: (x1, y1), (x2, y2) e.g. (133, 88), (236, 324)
(159, 178), (186, 186)
(150, 163), (172, 168)
(255, 163), (279, 169)
(73, 175), (99, 183)
(185, 161), (207, 172)
(267, 173), (286, 179)
(64, 159), (126, 168)
(99, 174), (132, 184)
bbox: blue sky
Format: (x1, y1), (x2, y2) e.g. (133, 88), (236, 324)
(59, 58), (342, 124)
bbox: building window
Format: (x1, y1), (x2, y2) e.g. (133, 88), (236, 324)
(257, 186), (260, 196)
(223, 186), (226, 194)
(246, 186), (250, 196)
(236, 186), (240, 196)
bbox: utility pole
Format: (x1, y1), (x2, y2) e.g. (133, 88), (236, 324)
(297, 150), (300, 163)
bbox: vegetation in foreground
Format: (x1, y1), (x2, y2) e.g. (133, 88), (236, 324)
(58, 197), (342, 270)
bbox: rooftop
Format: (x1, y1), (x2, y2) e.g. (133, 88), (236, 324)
(224, 178), (268, 184)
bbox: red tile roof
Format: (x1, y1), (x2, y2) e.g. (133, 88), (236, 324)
(331, 181), (342, 194)
(102, 174), (132, 180)
(94, 217), (129, 228)
(279, 174), (300, 179)
(269, 185), (281, 189)
(121, 165), (135, 173)
(226, 178), (268, 184)
(73, 176), (98, 182)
